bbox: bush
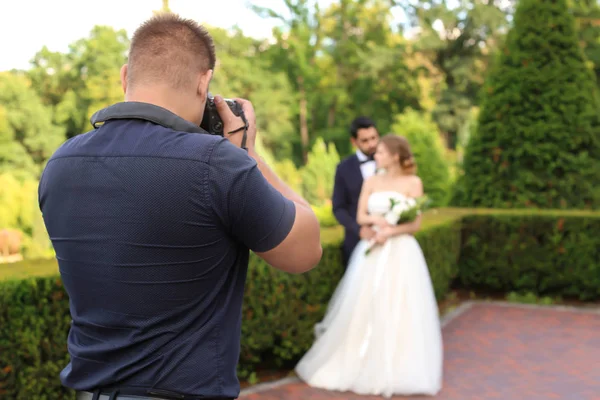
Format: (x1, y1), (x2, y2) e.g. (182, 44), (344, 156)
(311, 201), (338, 228)
(454, 0), (600, 209)
(458, 210), (600, 300)
(0, 278), (72, 399)
(415, 217), (462, 299)
(390, 109), (452, 207)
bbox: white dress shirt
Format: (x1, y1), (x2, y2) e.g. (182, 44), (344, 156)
(356, 150), (376, 179)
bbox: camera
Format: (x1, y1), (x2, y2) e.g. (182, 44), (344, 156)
(200, 93), (244, 136)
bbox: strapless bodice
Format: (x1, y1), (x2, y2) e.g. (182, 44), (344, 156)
(367, 191), (408, 216)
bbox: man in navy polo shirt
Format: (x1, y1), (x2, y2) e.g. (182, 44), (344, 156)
(38, 13), (322, 400)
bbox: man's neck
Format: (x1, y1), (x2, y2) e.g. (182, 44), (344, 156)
(356, 149), (373, 161)
(125, 86), (199, 125)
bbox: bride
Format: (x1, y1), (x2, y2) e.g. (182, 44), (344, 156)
(295, 134), (443, 398)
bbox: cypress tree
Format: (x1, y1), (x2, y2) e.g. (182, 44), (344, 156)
(454, 0), (600, 209)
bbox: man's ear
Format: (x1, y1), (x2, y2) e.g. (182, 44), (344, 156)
(197, 69), (213, 98)
(350, 137), (357, 148)
(120, 64), (128, 94)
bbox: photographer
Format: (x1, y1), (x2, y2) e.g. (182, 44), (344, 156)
(38, 13), (322, 400)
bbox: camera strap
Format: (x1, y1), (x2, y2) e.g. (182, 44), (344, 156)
(227, 112), (250, 151)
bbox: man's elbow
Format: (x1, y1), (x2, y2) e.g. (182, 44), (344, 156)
(261, 242), (322, 274)
(288, 244), (323, 274)
(288, 219), (323, 273)
(258, 210), (323, 274)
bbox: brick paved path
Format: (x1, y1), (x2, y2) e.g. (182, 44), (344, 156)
(241, 302), (600, 400)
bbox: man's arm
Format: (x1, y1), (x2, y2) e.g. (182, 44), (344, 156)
(211, 95), (321, 273)
(248, 149), (323, 272)
(332, 164), (360, 237)
(209, 141), (322, 274)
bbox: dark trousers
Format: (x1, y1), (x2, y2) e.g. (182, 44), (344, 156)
(341, 236), (359, 271)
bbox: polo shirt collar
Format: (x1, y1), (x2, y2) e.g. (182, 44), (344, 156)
(90, 101), (206, 134)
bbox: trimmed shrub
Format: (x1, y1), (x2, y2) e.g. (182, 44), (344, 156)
(390, 109), (452, 207)
(454, 0), (600, 209)
(416, 218), (462, 299)
(0, 278), (71, 399)
(458, 210), (600, 300)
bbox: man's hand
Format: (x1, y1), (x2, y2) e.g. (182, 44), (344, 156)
(374, 231), (388, 245)
(378, 225), (395, 240)
(359, 225), (376, 240)
(372, 216), (391, 230)
(214, 95), (257, 151)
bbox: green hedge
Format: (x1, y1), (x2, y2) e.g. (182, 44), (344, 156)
(3, 208), (600, 399)
(458, 210), (600, 300)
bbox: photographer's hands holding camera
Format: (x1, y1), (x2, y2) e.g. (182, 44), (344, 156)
(213, 95), (256, 152)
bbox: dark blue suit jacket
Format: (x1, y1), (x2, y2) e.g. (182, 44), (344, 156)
(332, 154), (365, 267)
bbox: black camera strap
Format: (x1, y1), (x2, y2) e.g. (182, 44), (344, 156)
(227, 112), (250, 151)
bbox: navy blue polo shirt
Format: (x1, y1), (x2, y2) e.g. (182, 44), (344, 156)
(38, 102), (296, 399)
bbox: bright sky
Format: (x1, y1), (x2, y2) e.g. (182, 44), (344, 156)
(0, 0), (340, 72)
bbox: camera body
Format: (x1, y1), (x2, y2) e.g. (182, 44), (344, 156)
(200, 93), (244, 136)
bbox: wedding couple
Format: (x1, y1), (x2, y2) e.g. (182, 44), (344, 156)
(295, 117), (443, 398)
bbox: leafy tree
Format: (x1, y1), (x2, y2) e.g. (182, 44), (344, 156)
(316, 0), (421, 135)
(0, 173), (23, 229)
(300, 138), (340, 205)
(0, 172), (52, 258)
(395, 0), (511, 148)
(390, 108), (451, 207)
(454, 0), (600, 209)
(208, 27), (296, 158)
(0, 72), (64, 179)
(252, 0), (324, 162)
(28, 26), (129, 139)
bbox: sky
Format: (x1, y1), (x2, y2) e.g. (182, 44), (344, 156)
(0, 0), (340, 72)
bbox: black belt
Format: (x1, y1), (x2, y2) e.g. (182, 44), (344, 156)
(76, 391), (233, 400)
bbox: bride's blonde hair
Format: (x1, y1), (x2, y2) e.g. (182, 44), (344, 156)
(379, 134), (417, 175)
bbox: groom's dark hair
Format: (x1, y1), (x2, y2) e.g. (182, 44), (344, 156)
(350, 116), (376, 138)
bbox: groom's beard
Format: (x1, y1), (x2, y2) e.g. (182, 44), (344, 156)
(361, 148), (376, 157)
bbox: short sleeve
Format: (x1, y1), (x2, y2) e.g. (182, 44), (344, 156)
(208, 140), (296, 252)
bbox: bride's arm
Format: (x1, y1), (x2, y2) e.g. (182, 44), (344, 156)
(381, 177), (424, 237)
(356, 177), (386, 226)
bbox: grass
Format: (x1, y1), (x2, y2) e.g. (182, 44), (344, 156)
(0, 257), (59, 282)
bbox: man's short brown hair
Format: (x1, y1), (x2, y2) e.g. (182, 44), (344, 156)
(127, 13), (216, 89)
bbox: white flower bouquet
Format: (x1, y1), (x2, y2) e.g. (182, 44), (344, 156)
(364, 195), (430, 255)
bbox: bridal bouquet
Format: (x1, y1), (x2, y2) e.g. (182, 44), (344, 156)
(364, 195), (430, 255)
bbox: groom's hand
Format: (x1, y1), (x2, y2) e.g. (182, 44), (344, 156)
(359, 225), (376, 240)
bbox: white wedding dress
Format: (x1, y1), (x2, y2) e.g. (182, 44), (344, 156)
(295, 191), (443, 398)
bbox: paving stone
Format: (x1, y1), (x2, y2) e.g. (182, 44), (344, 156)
(241, 303), (600, 400)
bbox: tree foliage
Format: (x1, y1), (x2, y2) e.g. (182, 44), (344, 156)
(454, 0), (600, 209)
(0, 73), (64, 179)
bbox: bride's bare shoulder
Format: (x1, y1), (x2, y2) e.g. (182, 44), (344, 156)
(363, 174), (383, 188)
(410, 174), (423, 185)
(408, 175), (423, 196)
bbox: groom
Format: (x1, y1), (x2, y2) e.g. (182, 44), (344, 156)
(332, 116), (380, 269)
